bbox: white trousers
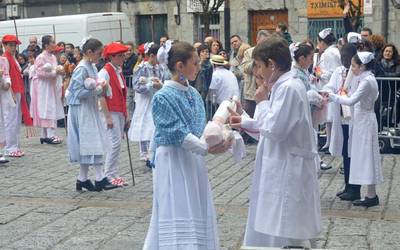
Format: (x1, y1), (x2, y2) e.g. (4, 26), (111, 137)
(104, 112), (125, 179)
(4, 93), (21, 153)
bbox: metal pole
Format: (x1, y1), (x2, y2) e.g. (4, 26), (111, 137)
(125, 132), (136, 186)
(53, 24), (56, 42)
(382, 0), (389, 42)
(223, 0), (230, 53)
(119, 20), (122, 41)
(13, 17), (19, 52)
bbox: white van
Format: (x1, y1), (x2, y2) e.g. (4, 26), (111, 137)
(0, 12), (134, 49)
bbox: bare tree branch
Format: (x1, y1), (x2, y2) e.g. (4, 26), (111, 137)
(198, 0), (224, 13)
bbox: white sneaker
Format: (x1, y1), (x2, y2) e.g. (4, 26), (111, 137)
(0, 156), (9, 164)
(140, 152), (148, 161)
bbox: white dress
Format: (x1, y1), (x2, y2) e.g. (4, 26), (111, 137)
(330, 71), (383, 185)
(318, 45), (341, 122)
(143, 80), (219, 250)
(241, 72), (321, 248)
(128, 62), (167, 142)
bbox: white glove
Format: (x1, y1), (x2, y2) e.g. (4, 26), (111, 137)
(182, 133), (208, 156)
(42, 63), (54, 72)
(84, 78), (97, 90)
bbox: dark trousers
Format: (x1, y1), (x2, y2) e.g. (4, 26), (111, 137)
(242, 99), (257, 144)
(243, 99), (256, 118)
(342, 124), (361, 193)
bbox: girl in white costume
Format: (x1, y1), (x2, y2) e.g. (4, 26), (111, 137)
(328, 51), (383, 207)
(128, 43), (168, 162)
(315, 28), (342, 151)
(143, 42), (230, 250)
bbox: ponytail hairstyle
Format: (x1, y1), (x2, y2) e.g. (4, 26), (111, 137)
(293, 42), (314, 63)
(167, 41), (196, 73)
(82, 38), (103, 54)
(41, 35), (53, 50)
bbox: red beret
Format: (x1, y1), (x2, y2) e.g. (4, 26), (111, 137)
(2, 34), (21, 45)
(54, 46), (64, 53)
(137, 44), (145, 56)
(103, 42), (129, 58)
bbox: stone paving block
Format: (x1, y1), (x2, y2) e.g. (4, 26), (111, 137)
(1, 129), (400, 249)
(326, 235), (368, 248)
(7, 235), (61, 250)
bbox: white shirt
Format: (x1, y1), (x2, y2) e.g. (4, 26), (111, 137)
(98, 63), (125, 89)
(209, 66), (240, 105)
(157, 46), (169, 66)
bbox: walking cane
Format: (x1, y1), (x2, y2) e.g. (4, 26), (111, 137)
(125, 131), (135, 186)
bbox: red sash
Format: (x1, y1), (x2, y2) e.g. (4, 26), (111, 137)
(3, 51), (33, 126)
(104, 63), (127, 117)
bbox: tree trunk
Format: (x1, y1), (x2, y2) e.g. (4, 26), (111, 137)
(202, 13), (211, 37)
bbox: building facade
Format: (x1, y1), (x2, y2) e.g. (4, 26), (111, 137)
(1, 0), (399, 50)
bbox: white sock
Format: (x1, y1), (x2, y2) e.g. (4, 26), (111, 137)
(367, 185), (377, 198)
(47, 128), (56, 138)
(94, 164), (105, 182)
(42, 128), (47, 138)
(78, 164), (89, 182)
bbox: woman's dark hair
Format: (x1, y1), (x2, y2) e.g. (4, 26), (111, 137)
(82, 38), (103, 54)
(293, 42), (314, 62)
(197, 44), (209, 55)
(381, 43), (399, 64)
(303, 39), (315, 50)
(353, 53), (375, 71)
(277, 22), (288, 32)
(340, 43), (357, 69)
(41, 35), (53, 49)
(17, 53), (27, 62)
(146, 44), (160, 56)
(253, 34), (292, 71)
(57, 41), (65, 47)
(358, 38), (374, 52)
(167, 41), (196, 73)
(218, 49), (228, 55)
(318, 32), (336, 46)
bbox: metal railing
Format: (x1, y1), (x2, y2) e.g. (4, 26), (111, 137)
(375, 77), (400, 151)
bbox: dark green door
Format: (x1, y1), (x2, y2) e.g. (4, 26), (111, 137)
(137, 14), (168, 44)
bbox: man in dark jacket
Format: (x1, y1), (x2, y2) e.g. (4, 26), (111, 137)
(123, 41), (138, 116)
(276, 22), (292, 45)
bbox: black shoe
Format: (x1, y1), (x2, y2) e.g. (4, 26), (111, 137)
(320, 162), (332, 171)
(339, 191), (361, 201)
(95, 177), (119, 191)
(76, 179), (95, 192)
(336, 189), (347, 197)
(353, 196), (379, 207)
(40, 137), (62, 145)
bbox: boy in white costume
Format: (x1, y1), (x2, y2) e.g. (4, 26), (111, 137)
(229, 35), (322, 248)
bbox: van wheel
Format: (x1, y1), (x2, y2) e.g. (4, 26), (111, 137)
(379, 138), (391, 153)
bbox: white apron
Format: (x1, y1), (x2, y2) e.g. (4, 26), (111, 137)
(128, 92), (154, 141)
(143, 146), (219, 250)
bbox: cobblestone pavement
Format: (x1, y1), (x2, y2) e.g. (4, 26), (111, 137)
(0, 129), (399, 250)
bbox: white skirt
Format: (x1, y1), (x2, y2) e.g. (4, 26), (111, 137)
(128, 92), (154, 142)
(143, 145), (219, 250)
